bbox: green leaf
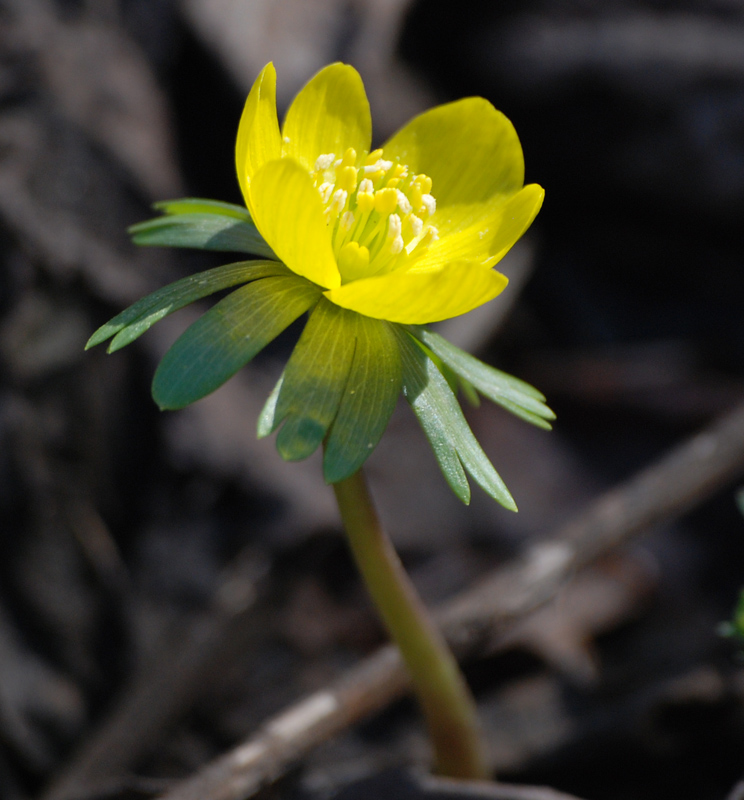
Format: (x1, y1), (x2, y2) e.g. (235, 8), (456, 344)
(152, 276), (320, 410)
(409, 327), (555, 430)
(323, 316), (401, 483)
(396, 329), (517, 510)
(86, 261), (290, 351)
(129, 213), (275, 258)
(270, 299), (357, 461)
(154, 198), (252, 220)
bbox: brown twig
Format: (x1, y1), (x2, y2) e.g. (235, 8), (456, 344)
(158, 398), (744, 800)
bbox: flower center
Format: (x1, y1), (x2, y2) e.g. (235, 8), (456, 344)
(311, 147), (439, 284)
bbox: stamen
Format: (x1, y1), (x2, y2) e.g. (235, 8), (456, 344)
(340, 211), (355, 232)
(315, 153), (335, 171)
(318, 182), (334, 204)
(404, 213), (423, 239)
(387, 213), (402, 240)
(341, 148), (357, 167)
(356, 179), (375, 213)
(364, 149), (383, 166)
(420, 194), (436, 217)
(396, 190), (412, 215)
(329, 188), (347, 219)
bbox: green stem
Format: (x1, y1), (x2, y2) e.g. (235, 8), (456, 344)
(332, 468), (489, 779)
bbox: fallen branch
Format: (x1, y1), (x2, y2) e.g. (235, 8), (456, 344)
(159, 397), (744, 800)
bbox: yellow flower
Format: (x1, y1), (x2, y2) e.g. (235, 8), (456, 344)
(88, 62), (553, 507)
(235, 62), (544, 325)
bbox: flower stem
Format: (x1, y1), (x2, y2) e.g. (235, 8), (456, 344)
(332, 468), (489, 779)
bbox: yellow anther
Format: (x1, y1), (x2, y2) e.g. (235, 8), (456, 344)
(392, 163), (408, 180)
(338, 241), (370, 282)
(341, 148), (357, 168)
(387, 178), (400, 189)
(338, 166), (358, 193)
(374, 187), (398, 216)
(364, 149), (383, 166)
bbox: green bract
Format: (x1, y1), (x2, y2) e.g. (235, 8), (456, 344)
(87, 62), (554, 509)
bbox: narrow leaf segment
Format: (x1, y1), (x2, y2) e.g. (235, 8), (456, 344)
(152, 276), (320, 410)
(86, 261), (291, 352)
(397, 329), (517, 510)
(409, 327), (556, 429)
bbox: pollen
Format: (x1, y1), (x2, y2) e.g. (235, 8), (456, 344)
(311, 146), (439, 283)
(315, 153), (335, 171)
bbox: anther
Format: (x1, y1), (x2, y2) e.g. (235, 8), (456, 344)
(364, 149), (383, 166)
(329, 189), (348, 218)
(420, 194), (436, 217)
(421, 225), (439, 245)
(387, 213), (402, 240)
(341, 148), (357, 167)
(404, 213), (423, 238)
(396, 190), (412, 215)
(356, 179), (375, 213)
(340, 211), (355, 232)
(315, 153), (335, 171)
(318, 182), (334, 204)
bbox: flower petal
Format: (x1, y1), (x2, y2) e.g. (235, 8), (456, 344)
(251, 159), (341, 289)
(382, 97), (524, 212)
(325, 260), (508, 324)
(281, 63), (371, 170)
(236, 63), (281, 208)
(415, 184), (544, 270)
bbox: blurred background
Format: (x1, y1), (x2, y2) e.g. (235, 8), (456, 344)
(1, 1), (744, 799)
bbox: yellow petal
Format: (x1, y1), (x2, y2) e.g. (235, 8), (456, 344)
(281, 63), (371, 171)
(251, 159), (341, 289)
(325, 261), (508, 324)
(235, 63), (281, 210)
(415, 184), (545, 270)
(382, 97), (524, 211)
